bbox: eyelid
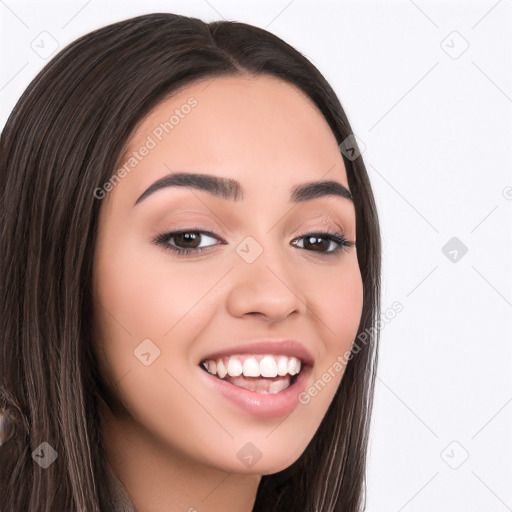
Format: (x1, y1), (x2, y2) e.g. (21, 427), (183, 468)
(288, 210), (348, 236)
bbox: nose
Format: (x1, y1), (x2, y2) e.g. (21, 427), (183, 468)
(225, 239), (307, 323)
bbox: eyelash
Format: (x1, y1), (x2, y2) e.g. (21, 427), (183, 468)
(152, 227), (354, 257)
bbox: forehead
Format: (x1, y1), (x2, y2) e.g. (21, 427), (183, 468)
(111, 74), (349, 207)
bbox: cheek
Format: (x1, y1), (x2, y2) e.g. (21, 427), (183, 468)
(298, 255), (363, 408)
(329, 268), (364, 346)
(94, 244), (213, 343)
(308, 254), (364, 352)
(92, 240), (222, 455)
(92, 229), (225, 393)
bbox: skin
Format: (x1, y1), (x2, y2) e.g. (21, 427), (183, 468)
(93, 74), (363, 512)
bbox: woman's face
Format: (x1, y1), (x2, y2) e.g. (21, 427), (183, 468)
(93, 74), (363, 475)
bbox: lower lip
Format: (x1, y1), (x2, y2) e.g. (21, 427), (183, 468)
(200, 365), (312, 419)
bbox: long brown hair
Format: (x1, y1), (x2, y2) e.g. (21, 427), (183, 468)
(0, 13), (381, 511)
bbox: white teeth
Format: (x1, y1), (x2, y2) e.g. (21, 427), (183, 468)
(288, 357), (302, 375)
(216, 359), (227, 379)
(287, 357), (301, 376)
(227, 375), (291, 394)
(227, 358), (243, 377)
(243, 358), (260, 377)
(201, 354), (303, 379)
(277, 356), (289, 376)
(268, 379), (290, 394)
(259, 355), (278, 377)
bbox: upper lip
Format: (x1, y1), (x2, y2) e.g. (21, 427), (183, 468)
(199, 339), (315, 367)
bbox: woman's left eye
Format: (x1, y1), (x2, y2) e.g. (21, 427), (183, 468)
(290, 232), (353, 255)
(152, 229), (353, 257)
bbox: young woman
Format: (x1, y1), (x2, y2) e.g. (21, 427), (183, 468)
(0, 12), (381, 512)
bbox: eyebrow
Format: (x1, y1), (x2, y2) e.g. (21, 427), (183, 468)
(133, 172), (353, 207)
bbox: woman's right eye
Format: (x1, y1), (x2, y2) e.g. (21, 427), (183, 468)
(152, 230), (223, 257)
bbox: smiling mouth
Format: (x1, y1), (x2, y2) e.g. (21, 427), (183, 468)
(199, 353), (304, 394)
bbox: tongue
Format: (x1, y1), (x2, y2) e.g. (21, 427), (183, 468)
(223, 374), (292, 394)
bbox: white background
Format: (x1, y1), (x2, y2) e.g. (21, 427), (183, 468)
(1, 1), (511, 510)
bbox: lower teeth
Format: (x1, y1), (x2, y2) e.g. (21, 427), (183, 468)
(223, 375), (292, 394)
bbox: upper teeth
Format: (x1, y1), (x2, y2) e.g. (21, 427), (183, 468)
(202, 354), (302, 379)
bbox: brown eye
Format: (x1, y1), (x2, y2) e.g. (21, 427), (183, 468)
(301, 235), (332, 252)
(291, 232), (352, 255)
(153, 229), (223, 257)
(173, 232), (202, 249)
